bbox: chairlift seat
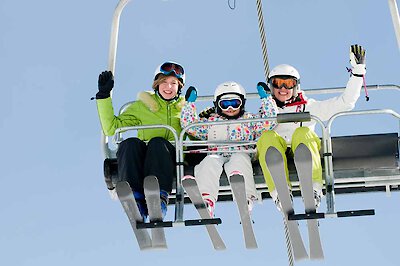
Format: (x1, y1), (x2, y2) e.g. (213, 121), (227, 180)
(103, 132), (399, 203)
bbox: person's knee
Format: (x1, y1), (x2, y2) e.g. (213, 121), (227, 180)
(259, 130), (277, 143)
(257, 131), (276, 150)
(292, 127), (312, 138)
(119, 137), (142, 150)
(292, 127), (319, 148)
(148, 137), (167, 148)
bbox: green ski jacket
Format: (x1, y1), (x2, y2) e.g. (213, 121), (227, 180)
(96, 91), (185, 142)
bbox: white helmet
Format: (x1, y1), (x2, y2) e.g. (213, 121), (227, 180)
(213, 81), (246, 101)
(154, 61), (185, 85)
(268, 64), (301, 97)
(213, 81), (246, 119)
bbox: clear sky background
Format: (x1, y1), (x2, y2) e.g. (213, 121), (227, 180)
(1, 0), (400, 265)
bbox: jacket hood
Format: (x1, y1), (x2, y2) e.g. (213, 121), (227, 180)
(137, 91), (185, 112)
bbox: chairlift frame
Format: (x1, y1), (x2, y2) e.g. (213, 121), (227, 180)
(99, 0), (400, 257)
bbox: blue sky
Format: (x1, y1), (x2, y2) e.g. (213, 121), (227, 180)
(1, 0), (400, 265)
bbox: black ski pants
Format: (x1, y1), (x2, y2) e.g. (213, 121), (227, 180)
(116, 137), (176, 194)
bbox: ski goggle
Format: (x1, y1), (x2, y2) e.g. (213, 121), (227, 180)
(160, 62), (184, 78)
(270, 76), (298, 90)
(218, 98), (243, 111)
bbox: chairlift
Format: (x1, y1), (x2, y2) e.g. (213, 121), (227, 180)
(98, 0), (400, 262)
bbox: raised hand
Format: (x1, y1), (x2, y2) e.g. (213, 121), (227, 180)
(96, 71), (114, 99)
(349, 44), (366, 76)
(257, 81), (271, 99)
(350, 44), (366, 65)
(185, 86), (198, 102)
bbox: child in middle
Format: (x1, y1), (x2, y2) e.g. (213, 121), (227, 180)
(181, 81), (278, 216)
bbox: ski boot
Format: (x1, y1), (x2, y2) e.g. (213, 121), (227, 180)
(313, 182), (323, 209)
(202, 193), (215, 218)
(270, 188), (293, 213)
(133, 191), (148, 222)
(160, 190), (169, 219)
(247, 197), (256, 216)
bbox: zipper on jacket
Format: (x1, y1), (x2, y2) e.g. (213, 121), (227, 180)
(165, 103), (171, 139)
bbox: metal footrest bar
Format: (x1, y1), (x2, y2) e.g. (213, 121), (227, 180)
(136, 218), (222, 229)
(288, 209), (375, 221)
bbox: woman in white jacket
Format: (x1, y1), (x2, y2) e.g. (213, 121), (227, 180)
(257, 44), (366, 211)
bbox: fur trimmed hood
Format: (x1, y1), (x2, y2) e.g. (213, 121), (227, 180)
(137, 91), (185, 112)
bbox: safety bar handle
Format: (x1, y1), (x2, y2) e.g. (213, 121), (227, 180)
(277, 112), (311, 123)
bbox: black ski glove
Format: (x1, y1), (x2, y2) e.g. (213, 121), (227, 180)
(349, 44), (366, 77)
(96, 71), (114, 99)
(199, 106), (215, 118)
(350, 44), (366, 65)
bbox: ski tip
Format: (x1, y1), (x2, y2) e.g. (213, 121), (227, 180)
(245, 239), (258, 249)
(182, 175), (195, 181)
(294, 143), (311, 156)
(215, 245), (227, 251)
(115, 181), (133, 199)
(150, 245), (168, 250)
(265, 146), (283, 165)
(229, 173), (245, 183)
(139, 245), (154, 251)
(144, 175), (160, 191)
(144, 175), (158, 183)
(310, 254), (325, 260)
(182, 175), (196, 186)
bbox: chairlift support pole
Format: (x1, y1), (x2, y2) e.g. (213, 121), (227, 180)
(388, 0), (400, 52)
(101, 0), (131, 159)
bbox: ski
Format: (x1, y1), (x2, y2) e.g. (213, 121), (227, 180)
(229, 174), (258, 249)
(266, 147), (309, 261)
(182, 176), (226, 250)
(115, 181), (152, 250)
(294, 144), (324, 259)
(143, 175), (168, 249)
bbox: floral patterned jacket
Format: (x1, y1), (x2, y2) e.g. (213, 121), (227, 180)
(180, 96), (278, 157)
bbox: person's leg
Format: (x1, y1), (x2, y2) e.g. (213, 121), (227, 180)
(194, 154), (225, 217)
(144, 137), (176, 193)
(117, 137), (147, 193)
(117, 137), (148, 219)
(257, 130), (292, 211)
(145, 137), (177, 218)
(256, 130), (290, 191)
(291, 127), (323, 207)
(224, 152), (256, 212)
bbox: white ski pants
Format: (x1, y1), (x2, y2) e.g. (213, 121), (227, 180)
(194, 152), (257, 203)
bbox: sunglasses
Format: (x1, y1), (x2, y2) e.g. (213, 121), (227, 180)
(218, 98), (243, 111)
(160, 62), (184, 78)
(270, 77), (298, 90)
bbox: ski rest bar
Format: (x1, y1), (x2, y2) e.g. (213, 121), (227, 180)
(276, 112), (311, 123)
(288, 209), (375, 221)
(136, 221), (173, 229)
(136, 218), (222, 229)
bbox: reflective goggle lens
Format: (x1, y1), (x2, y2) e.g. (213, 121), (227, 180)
(218, 98), (242, 111)
(271, 77), (297, 90)
(160, 62), (184, 78)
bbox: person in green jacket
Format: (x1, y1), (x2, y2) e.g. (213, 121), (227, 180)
(96, 61), (186, 221)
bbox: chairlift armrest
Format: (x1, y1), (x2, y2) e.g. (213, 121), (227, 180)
(277, 112), (311, 123)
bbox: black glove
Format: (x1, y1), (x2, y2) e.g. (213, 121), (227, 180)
(199, 107), (215, 118)
(96, 71), (114, 99)
(350, 44), (366, 65)
(185, 86), (198, 102)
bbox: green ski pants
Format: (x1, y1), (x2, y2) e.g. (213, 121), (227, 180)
(256, 127), (323, 192)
